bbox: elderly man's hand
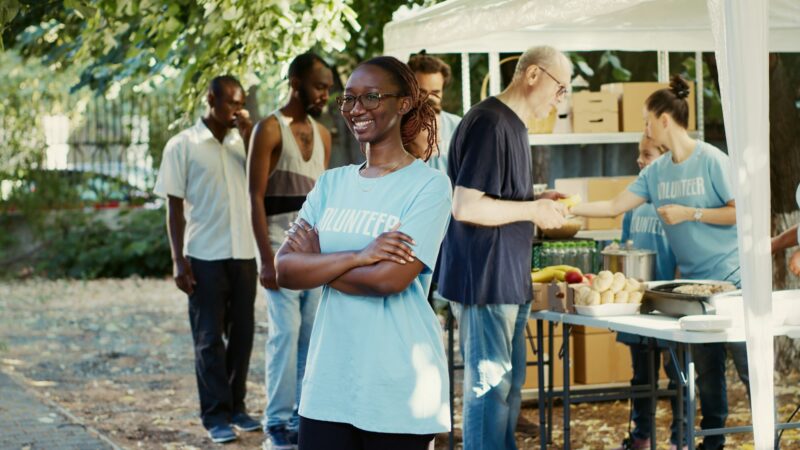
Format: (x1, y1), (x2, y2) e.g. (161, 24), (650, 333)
(538, 190), (568, 201)
(531, 199), (567, 230)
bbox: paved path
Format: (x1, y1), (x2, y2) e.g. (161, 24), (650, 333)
(0, 370), (117, 450)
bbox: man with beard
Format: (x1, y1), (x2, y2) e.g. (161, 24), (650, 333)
(155, 75), (260, 443)
(407, 52), (462, 172)
(248, 52), (333, 450)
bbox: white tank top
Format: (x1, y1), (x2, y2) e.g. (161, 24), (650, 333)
(264, 110), (325, 216)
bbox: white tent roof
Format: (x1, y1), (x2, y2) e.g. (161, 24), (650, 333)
(383, 0), (800, 57)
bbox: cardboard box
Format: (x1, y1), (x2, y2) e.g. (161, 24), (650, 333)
(572, 91), (618, 113)
(532, 282), (549, 312)
(573, 327), (633, 384)
(572, 91), (619, 133)
(554, 176), (638, 230)
(523, 334), (574, 389)
(573, 111), (619, 133)
(601, 81), (696, 132)
(532, 282), (578, 313)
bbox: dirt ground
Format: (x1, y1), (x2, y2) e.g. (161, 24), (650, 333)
(1, 278), (799, 449)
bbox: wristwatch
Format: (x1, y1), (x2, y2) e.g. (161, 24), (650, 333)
(693, 208), (703, 222)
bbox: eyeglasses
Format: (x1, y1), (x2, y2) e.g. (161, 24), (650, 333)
(336, 92), (402, 112)
(536, 65), (567, 99)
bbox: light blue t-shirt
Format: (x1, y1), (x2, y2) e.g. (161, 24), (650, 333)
(296, 159), (453, 434)
(426, 110), (461, 173)
(628, 141), (739, 284)
(621, 203), (677, 281)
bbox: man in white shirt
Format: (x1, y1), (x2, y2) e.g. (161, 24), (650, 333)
(154, 75), (260, 444)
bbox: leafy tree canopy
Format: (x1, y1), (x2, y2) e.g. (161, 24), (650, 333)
(2, 0), (360, 116)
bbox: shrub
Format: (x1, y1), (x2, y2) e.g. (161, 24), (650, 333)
(36, 207), (171, 279)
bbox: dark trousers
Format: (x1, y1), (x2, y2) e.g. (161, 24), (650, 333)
(188, 257), (257, 429)
(692, 342), (750, 450)
(298, 416), (435, 450)
(627, 343), (685, 445)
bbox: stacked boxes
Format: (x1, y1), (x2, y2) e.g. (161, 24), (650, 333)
(573, 326), (634, 384)
(601, 81), (696, 132)
(571, 91), (619, 133)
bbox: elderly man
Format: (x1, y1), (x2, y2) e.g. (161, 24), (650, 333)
(437, 46), (571, 450)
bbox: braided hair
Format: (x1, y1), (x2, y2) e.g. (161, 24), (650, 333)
(360, 56), (438, 161)
(645, 75), (691, 128)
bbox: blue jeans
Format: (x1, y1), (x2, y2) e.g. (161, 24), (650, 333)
(692, 342), (749, 450)
(450, 301), (531, 450)
(625, 341), (686, 445)
(263, 286), (321, 431)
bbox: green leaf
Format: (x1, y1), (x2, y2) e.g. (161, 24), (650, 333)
(576, 60), (594, 77)
(612, 66), (631, 81)
(0, 0), (20, 25)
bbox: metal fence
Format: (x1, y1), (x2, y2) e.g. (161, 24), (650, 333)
(62, 90), (179, 193)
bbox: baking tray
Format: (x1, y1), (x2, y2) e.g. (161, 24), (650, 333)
(641, 282), (719, 318)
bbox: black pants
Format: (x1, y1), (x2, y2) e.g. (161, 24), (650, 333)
(188, 257), (257, 429)
(298, 416), (435, 450)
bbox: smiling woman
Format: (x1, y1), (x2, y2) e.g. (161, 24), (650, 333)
(273, 57), (453, 450)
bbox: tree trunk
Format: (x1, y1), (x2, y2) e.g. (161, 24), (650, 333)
(769, 54), (800, 373)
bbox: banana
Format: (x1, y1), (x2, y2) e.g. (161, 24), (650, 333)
(548, 265), (582, 275)
(531, 265), (584, 283)
(531, 268), (557, 283)
(558, 194), (582, 208)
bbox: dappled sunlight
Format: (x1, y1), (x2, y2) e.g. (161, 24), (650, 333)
(408, 343), (450, 427)
(472, 358), (511, 398)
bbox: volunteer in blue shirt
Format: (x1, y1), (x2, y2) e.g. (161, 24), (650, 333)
(613, 135), (683, 450)
(437, 45), (570, 450)
(571, 75), (748, 450)
(273, 56), (452, 450)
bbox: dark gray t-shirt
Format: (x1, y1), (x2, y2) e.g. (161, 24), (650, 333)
(438, 97), (534, 305)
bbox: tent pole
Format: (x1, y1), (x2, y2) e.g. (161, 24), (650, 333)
(657, 50), (670, 82)
(461, 52), (471, 115)
(489, 51), (501, 96)
(695, 51), (705, 141)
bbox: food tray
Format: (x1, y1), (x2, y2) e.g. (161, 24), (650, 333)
(574, 303), (640, 317)
(642, 282), (728, 317)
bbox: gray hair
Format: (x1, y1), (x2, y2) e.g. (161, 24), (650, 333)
(513, 46), (571, 79)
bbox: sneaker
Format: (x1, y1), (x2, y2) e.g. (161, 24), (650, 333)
(613, 436), (651, 450)
(669, 445), (689, 450)
(207, 424), (237, 443)
(263, 425), (297, 450)
(231, 412), (261, 432)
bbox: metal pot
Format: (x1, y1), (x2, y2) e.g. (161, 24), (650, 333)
(601, 248), (655, 281)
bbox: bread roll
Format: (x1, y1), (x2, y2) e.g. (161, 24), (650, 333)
(628, 291), (643, 304)
(614, 291), (629, 303)
(600, 290), (614, 305)
(624, 278), (642, 292)
(609, 272), (627, 293)
(587, 290), (601, 306)
(593, 276), (613, 292)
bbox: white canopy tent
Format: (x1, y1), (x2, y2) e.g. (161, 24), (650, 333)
(384, 1), (800, 448)
(384, 0), (800, 55)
